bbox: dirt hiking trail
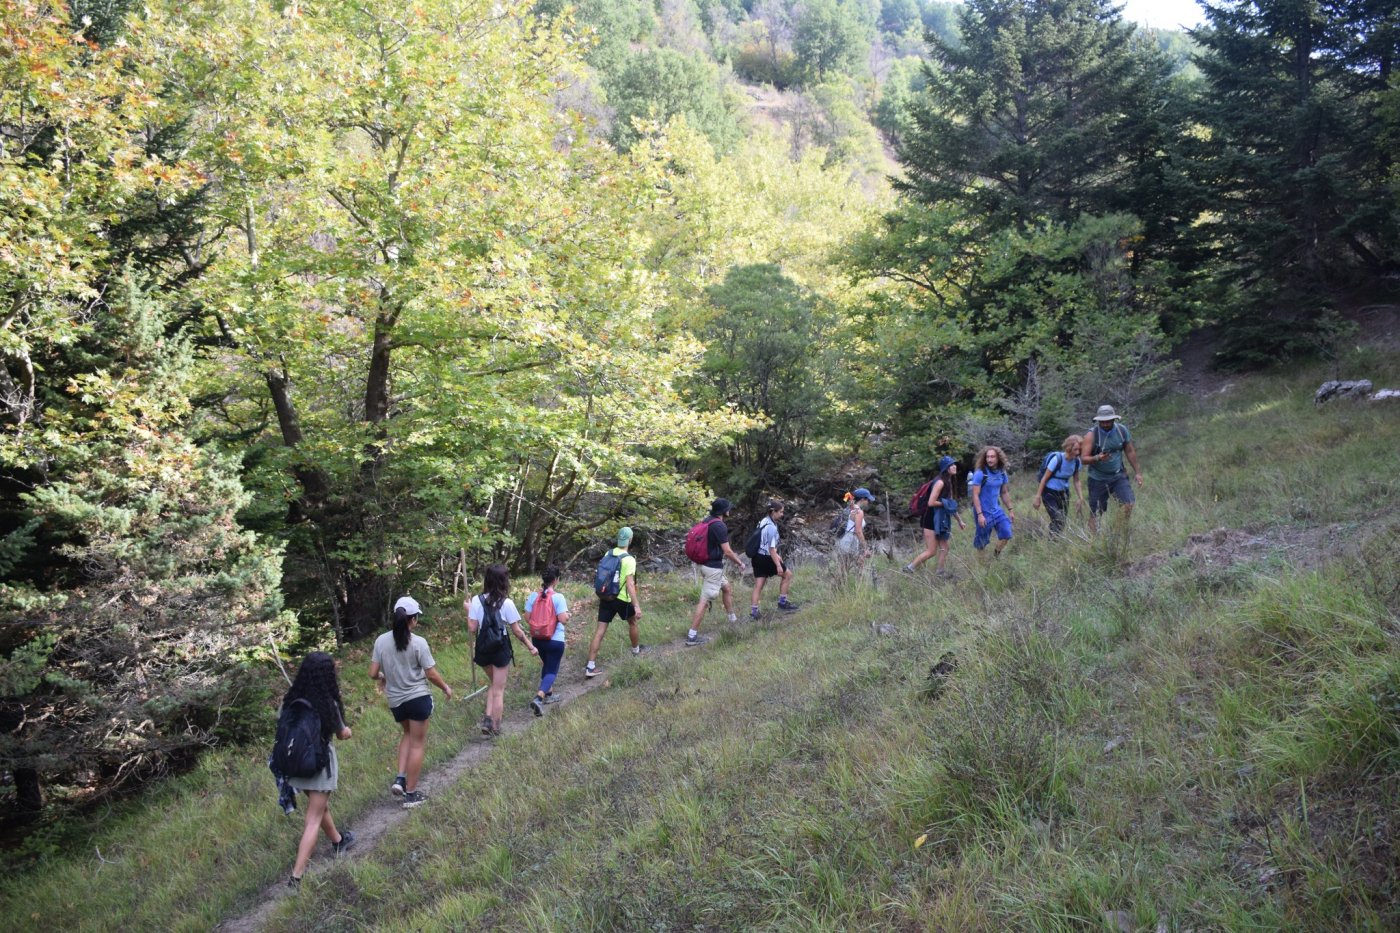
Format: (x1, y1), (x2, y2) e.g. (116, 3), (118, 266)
(218, 632), (703, 932)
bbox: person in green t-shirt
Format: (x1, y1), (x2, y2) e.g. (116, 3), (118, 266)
(583, 527), (646, 679)
(1078, 404), (1144, 533)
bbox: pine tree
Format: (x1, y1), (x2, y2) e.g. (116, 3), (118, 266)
(898, 0), (1180, 239)
(0, 0), (286, 811)
(1194, 0), (1400, 364)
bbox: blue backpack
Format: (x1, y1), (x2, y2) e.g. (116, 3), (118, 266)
(1040, 451), (1077, 480)
(271, 698), (329, 779)
(594, 550), (627, 598)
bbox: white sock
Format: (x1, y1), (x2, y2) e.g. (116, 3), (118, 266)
(585, 660), (595, 670)
(727, 613), (737, 623)
(688, 629), (698, 639)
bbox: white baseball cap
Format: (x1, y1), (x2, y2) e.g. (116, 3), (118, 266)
(393, 596), (421, 616)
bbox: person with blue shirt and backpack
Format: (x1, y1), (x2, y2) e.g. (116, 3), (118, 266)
(1079, 405), (1144, 533)
(583, 528), (645, 679)
(524, 565), (570, 716)
(969, 446), (1015, 558)
(1033, 435), (1084, 536)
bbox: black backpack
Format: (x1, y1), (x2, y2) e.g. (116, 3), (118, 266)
(272, 697), (329, 779)
(476, 595), (508, 653)
(744, 525), (762, 560)
(829, 506), (851, 539)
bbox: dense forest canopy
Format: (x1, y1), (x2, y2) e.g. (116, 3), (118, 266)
(1, 0), (1397, 811)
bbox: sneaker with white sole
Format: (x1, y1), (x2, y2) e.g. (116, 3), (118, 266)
(584, 665), (601, 678)
(401, 790), (427, 809)
(685, 633), (710, 646)
(530, 696), (543, 717)
(390, 776), (406, 797)
(631, 644), (648, 656)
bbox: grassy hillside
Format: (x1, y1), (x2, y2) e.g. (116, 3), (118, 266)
(3, 348), (1398, 930)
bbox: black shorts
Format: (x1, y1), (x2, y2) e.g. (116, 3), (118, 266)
(474, 640), (513, 669)
(390, 694), (433, 723)
(752, 554), (780, 578)
(597, 598), (636, 624)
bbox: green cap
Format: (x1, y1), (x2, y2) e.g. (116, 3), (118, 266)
(617, 527), (633, 547)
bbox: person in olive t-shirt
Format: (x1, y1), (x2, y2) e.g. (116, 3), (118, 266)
(1079, 404), (1144, 533)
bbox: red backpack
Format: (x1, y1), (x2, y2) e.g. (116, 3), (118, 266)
(684, 518), (717, 564)
(909, 478), (936, 517)
(527, 587), (559, 640)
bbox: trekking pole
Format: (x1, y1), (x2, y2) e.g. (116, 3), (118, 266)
(267, 635), (293, 687)
(884, 492), (896, 563)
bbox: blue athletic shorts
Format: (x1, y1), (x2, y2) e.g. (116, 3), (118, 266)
(1088, 473), (1135, 514)
(973, 512), (1013, 550)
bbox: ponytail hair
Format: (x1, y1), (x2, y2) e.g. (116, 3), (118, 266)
(392, 606), (414, 651)
(765, 499), (783, 516)
(540, 564), (560, 595)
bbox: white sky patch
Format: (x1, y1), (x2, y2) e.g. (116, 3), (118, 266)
(1117, 0), (1205, 30)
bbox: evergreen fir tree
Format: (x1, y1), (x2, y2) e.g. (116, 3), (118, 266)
(1194, 0), (1400, 365)
(898, 0), (1181, 238)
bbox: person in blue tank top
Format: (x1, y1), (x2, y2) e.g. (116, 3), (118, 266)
(1033, 434), (1084, 536)
(969, 446), (1015, 557)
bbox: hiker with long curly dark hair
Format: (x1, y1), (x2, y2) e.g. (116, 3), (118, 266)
(283, 652), (354, 888)
(370, 596), (453, 809)
(466, 564), (537, 736)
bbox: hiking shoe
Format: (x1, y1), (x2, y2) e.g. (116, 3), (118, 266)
(332, 830), (356, 857)
(542, 692), (561, 705)
(288, 875), (301, 891)
(750, 606), (761, 620)
(778, 600), (799, 612)
(401, 790), (427, 809)
(390, 776), (406, 797)
(901, 563), (915, 574)
(685, 633), (710, 647)
(584, 665), (601, 679)
(631, 644), (648, 656)
(480, 716), (494, 736)
(530, 696), (544, 718)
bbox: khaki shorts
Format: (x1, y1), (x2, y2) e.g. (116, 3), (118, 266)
(699, 565), (727, 601)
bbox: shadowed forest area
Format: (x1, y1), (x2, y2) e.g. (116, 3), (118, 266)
(1, 0), (1398, 928)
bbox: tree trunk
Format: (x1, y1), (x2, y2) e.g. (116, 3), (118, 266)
(339, 570), (389, 641)
(13, 767), (42, 812)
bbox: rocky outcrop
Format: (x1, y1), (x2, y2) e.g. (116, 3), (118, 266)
(1314, 379), (1373, 403)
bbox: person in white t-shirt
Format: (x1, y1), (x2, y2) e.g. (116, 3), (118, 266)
(466, 564), (537, 736)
